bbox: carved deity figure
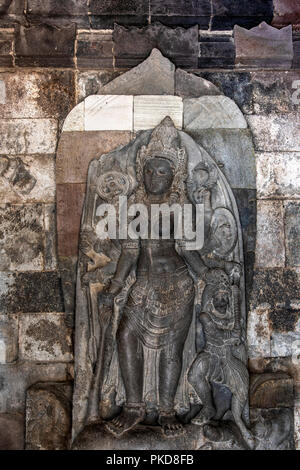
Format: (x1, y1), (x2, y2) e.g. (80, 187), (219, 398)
(73, 116), (252, 448)
(98, 118), (207, 438)
(188, 268), (255, 449)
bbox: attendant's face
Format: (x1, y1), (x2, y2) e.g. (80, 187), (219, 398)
(144, 158), (174, 195)
(213, 290), (229, 311)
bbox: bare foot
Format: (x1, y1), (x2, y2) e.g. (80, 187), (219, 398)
(191, 406), (215, 426)
(159, 414), (186, 438)
(105, 406), (145, 438)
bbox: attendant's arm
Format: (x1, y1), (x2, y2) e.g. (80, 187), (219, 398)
(180, 248), (208, 278)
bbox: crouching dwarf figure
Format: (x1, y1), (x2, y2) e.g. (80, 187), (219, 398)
(188, 268), (255, 449)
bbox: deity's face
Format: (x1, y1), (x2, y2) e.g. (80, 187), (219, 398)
(143, 157), (174, 195)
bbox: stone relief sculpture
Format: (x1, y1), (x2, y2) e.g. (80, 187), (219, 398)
(73, 117), (253, 449)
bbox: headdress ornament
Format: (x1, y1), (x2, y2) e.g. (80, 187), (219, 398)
(136, 117), (186, 180)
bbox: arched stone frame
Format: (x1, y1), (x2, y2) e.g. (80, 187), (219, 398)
(56, 49), (257, 446)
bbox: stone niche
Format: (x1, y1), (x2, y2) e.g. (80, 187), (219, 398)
(42, 48), (295, 451)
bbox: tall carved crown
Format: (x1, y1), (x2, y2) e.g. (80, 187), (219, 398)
(136, 116), (186, 179)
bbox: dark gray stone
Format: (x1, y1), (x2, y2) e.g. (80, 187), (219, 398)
(150, 15), (210, 29)
(232, 188), (257, 252)
(251, 71), (300, 114)
(113, 23), (199, 68)
(15, 24), (76, 67)
(212, 0), (274, 30)
(90, 1), (149, 29)
(59, 256), (77, 314)
(26, 0), (89, 28)
(250, 408), (295, 450)
(198, 41), (235, 68)
(0, 271), (64, 314)
(90, 14), (148, 29)
(77, 32), (113, 69)
(0, 204), (44, 272)
(196, 71), (253, 115)
(284, 201), (300, 267)
(90, 0), (149, 15)
(269, 307), (299, 334)
(150, 0), (211, 16)
(44, 204), (57, 271)
(250, 269), (300, 310)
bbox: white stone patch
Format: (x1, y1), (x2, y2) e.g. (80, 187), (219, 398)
(19, 313), (73, 363)
(247, 115), (300, 151)
(271, 330), (300, 358)
(257, 152), (300, 199)
(0, 155), (55, 204)
(255, 200), (285, 268)
(133, 95), (183, 131)
(0, 119), (57, 155)
(183, 96), (247, 129)
(85, 95), (133, 131)
(62, 101), (84, 132)
(0, 80), (6, 104)
(247, 306), (271, 358)
(0, 314), (19, 364)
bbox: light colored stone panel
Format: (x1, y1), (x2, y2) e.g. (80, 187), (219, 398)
(247, 114), (300, 151)
(257, 152), (300, 199)
(19, 313), (73, 362)
(0, 119), (57, 155)
(271, 327), (300, 358)
(0, 155), (55, 203)
(183, 96), (247, 130)
(134, 95), (183, 131)
(0, 315), (18, 364)
(62, 101), (84, 132)
(256, 200), (285, 268)
(247, 306), (271, 358)
(85, 95), (133, 131)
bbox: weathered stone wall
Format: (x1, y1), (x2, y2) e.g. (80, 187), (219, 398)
(0, 0), (299, 450)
